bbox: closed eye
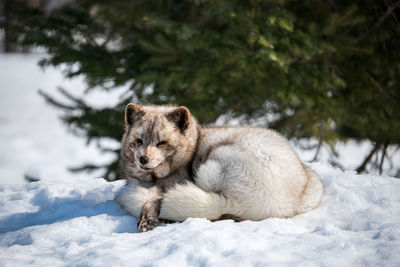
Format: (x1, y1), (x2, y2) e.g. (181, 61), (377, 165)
(157, 141), (167, 147)
(136, 138), (143, 145)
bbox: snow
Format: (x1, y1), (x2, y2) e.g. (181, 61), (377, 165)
(0, 163), (399, 266)
(0, 53), (122, 185)
(1, 53), (400, 265)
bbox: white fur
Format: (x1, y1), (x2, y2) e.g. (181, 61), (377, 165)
(159, 127), (323, 221)
(159, 183), (227, 221)
(115, 179), (160, 218)
(194, 160), (223, 191)
(298, 165), (324, 212)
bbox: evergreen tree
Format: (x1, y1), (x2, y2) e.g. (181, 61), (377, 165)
(2, 0), (400, 179)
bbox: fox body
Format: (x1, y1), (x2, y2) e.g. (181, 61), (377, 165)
(116, 104), (323, 231)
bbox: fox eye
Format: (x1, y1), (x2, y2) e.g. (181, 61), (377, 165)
(136, 138), (143, 145)
(156, 141), (167, 147)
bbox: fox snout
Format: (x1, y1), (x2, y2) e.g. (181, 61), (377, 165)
(139, 156), (149, 165)
(138, 146), (163, 169)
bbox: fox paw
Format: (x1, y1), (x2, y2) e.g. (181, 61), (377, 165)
(137, 213), (160, 232)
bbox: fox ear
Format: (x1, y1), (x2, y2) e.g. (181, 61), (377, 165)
(125, 104), (145, 125)
(167, 106), (191, 132)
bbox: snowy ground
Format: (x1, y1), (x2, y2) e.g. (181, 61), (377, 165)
(1, 53), (400, 266)
(0, 163), (399, 266)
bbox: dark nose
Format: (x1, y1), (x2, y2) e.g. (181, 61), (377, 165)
(139, 156), (149, 165)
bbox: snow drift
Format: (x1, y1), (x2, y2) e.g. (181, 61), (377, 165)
(1, 163), (399, 266)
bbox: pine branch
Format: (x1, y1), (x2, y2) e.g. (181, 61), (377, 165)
(69, 163), (103, 173)
(57, 87), (89, 109)
(38, 89), (76, 110)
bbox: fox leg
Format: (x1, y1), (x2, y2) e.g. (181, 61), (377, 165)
(138, 191), (241, 231)
(137, 196), (163, 232)
(116, 181), (176, 232)
(210, 214), (244, 222)
(115, 180), (160, 219)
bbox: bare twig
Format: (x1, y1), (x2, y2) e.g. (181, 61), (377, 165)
(356, 142), (381, 173)
(313, 124), (324, 161)
(313, 138), (323, 161)
(357, 0), (400, 41)
(366, 72), (400, 104)
(384, 0), (400, 30)
(379, 140), (390, 175)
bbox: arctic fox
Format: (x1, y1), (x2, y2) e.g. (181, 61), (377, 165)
(116, 104), (323, 232)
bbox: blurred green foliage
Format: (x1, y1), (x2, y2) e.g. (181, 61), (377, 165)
(2, 0), (400, 179)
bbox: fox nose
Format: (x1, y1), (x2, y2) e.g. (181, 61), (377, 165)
(139, 156), (149, 165)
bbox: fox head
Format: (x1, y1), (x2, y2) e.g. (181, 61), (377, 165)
(120, 104), (199, 182)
